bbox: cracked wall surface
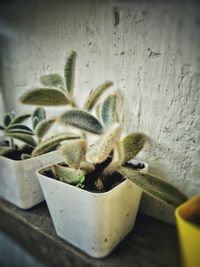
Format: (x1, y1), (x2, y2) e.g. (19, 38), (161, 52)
(0, 0), (199, 219)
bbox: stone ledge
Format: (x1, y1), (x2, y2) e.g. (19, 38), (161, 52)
(0, 199), (180, 267)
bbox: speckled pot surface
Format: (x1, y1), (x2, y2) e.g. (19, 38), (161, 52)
(0, 150), (62, 209)
(37, 161), (148, 258)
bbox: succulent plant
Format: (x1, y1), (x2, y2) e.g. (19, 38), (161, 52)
(19, 51), (113, 113)
(0, 111), (35, 156)
(49, 92), (187, 207)
(0, 108), (81, 160)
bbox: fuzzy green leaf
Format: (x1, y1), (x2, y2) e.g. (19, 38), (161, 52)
(32, 117), (39, 130)
(4, 133), (36, 147)
(103, 141), (124, 176)
(40, 74), (64, 89)
(83, 81), (113, 111)
(11, 114), (31, 125)
(5, 124), (34, 135)
(60, 139), (86, 169)
(0, 124), (5, 130)
(52, 164), (83, 184)
(101, 94), (119, 127)
(59, 109), (103, 134)
(35, 117), (56, 140)
(117, 166), (187, 207)
(122, 132), (146, 163)
(64, 51), (76, 94)
(32, 132), (81, 157)
(4, 111), (15, 127)
(86, 123), (121, 164)
(32, 107), (46, 122)
(21, 153), (32, 160)
(19, 88), (72, 106)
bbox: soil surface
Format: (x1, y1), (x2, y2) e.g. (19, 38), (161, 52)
(43, 159), (145, 193)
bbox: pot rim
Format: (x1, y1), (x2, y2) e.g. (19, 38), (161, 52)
(0, 149), (58, 163)
(37, 160), (148, 197)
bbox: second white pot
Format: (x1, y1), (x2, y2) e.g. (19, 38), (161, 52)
(37, 161), (148, 258)
(0, 150), (62, 209)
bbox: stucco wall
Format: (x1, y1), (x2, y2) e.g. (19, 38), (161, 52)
(0, 0), (199, 220)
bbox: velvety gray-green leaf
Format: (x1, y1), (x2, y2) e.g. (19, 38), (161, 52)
(5, 124), (34, 135)
(19, 88), (72, 106)
(0, 124), (5, 130)
(122, 132), (146, 163)
(4, 133), (37, 147)
(86, 123), (121, 164)
(35, 118), (56, 140)
(32, 117), (39, 130)
(59, 109), (103, 134)
(32, 107), (46, 122)
(4, 111), (15, 127)
(83, 81), (113, 111)
(101, 94), (119, 127)
(60, 139), (85, 169)
(32, 132), (81, 157)
(117, 166), (188, 207)
(11, 114), (31, 125)
(64, 51), (76, 94)
(52, 164), (83, 184)
(40, 73), (64, 89)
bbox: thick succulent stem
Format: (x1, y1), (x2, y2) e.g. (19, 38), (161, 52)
(10, 137), (15, 150)
(86, 123), (121, 164)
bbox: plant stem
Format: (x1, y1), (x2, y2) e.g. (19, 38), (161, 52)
(10, 137), (15, 150)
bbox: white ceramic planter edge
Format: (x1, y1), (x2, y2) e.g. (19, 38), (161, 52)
(37, 160), (148, 258)
(0, 150), (62, 209)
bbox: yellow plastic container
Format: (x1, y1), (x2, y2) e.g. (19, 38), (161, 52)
(175, 194), (200, 267)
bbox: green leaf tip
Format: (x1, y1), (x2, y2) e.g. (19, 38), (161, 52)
(52, 164), (83, 185)
(5, 124), (34, 135)
(101, 93), (120, 127)
(83, 81), (113, 111)
(64, 50), (77, 94)
(35, 117), (56, 140)
(11, 114), (31, 125)
(19, 88), (72, 106)
(4, 111), (15, 127)
(32, 132), (81, 157)
(4, 132), (37, 148)
(122, 132), (147, 163)
(58, 109), (103, 134)
(117, 166), (188, 207)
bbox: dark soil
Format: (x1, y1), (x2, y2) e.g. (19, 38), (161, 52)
(3, 145), (33, 160)
(43, 159), (145, 193)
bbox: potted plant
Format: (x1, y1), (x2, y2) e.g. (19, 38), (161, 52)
(3, 50), (111, 210)
(0, 108), (80, 209)
(175, 194), (200, 267)
(36, 94), (187, 258)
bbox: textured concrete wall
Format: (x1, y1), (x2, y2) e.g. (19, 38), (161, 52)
(0, 0), (199, 219)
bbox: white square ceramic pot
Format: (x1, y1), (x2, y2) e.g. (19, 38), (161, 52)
(37, 161), (148, 258)
(0, 150), (62, 209)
